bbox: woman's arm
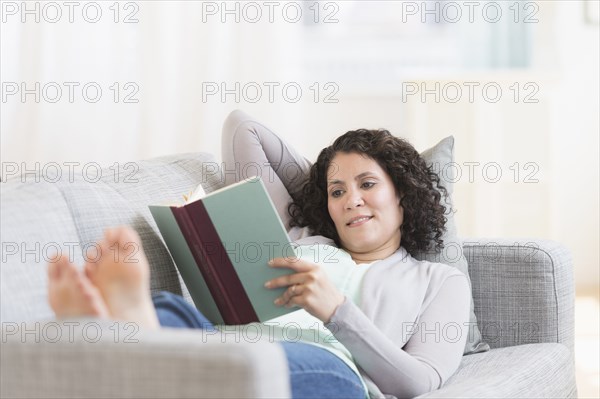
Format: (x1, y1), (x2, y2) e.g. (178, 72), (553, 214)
(325, 274), (471, 398)
(221, 110), (312, 231)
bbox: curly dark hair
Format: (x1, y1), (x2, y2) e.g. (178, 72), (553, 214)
(288, 129), (449, 254)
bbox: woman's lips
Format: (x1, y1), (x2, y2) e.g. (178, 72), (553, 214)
(347, 216), (373, 227)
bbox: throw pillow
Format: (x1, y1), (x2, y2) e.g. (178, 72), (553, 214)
(418, 136), (490, 355)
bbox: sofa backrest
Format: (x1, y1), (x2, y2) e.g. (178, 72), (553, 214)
(1, 153), (224, 322)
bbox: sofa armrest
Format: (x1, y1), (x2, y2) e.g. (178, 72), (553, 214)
(1, 320), (290, 398)
(463, 238), (575, 352)
(416, 343), (577, 398)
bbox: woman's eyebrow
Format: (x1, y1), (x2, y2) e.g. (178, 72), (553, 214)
(327, 172), (376, 186)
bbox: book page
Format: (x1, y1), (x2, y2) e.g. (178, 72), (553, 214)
(184, 183), (206, 204)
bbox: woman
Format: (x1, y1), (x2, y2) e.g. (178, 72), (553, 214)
(48, 110), (471, 399)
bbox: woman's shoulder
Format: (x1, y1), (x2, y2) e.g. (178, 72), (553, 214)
(360, 248), (469, 315)
(393, 249), (469, 304)
(407, 251), (466, 279)
(375, 247), (466, 284)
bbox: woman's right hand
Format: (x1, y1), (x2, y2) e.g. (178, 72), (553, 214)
(265, 257), (345, 323)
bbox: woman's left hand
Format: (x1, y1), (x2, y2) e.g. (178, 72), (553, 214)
(265, 257), (345, 323)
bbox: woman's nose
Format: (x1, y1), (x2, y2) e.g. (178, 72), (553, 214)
(345, 190), (364, 209)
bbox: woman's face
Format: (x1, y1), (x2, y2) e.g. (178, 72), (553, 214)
(326, 152), (404, 257)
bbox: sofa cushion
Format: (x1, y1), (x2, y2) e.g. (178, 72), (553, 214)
(0, 182), (81, 322)
(417, 136), (489, 355)
(0, 153), (223, 322)
(60, 154), (225, 303)
(417, 343), (576, 398)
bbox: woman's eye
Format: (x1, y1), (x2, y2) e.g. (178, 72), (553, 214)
(331, 190), (342, 198)
(362, 182), (375, 189)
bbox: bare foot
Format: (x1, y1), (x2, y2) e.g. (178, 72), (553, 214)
(85, 227), (159, 329)
(47, 254), (110, 319)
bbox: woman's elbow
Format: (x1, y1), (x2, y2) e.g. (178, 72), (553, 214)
(384, 366), (442, 398)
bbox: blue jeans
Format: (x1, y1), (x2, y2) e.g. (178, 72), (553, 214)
(152, 291), (365, 399)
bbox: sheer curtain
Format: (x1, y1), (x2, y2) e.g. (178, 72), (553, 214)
(1, 1), (303, 165)
(1, 0), (534, 165)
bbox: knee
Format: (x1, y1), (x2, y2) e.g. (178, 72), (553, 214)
(151, 291), (184, 305)
(222, 109), (261, 149)
(222, 109), (252, 136)
(224, 109), (250, 124)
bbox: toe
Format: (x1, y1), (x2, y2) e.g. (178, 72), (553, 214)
(117, 226), (142, 248)
(84, 262), (97, 281)
(65, 261), (80, 280)
(84, 241), (103, 263)
(53, 253), (80, 281)
(105, 227), (121, 246)
(76, 274), (94, 297)
(55, 253), (76, 279)
(48, 253), (61, 280)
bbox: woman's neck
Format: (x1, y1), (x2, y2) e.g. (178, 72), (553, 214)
(349, 243), (400, 264)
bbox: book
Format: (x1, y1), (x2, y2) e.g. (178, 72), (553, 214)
(149, 177), (298, 325)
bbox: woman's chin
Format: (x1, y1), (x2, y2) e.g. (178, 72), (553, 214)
(343, 239), (377, 255)
(342, 234), (400, 258)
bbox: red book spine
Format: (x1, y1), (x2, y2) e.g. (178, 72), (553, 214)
(184, 200), (259, 324)
(172, 200), (259, 325)
(171, 205), (242, 325)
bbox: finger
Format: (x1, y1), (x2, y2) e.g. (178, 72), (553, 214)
(275, 292), (301, 308)
(284, 290), (304, 309)
(265, 273), (305, 289)
(268, 257), (314, 273)
(275, 286), (292, 306)
(275, 284), (306, 307)
(288, 284), (306, 300)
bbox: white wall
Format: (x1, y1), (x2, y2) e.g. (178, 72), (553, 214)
(1, 1), (598, 290)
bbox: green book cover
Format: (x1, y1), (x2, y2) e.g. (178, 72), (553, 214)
(150, 177), (298, 324)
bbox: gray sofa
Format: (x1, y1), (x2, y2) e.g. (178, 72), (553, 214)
(0, 153), (577, 398)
